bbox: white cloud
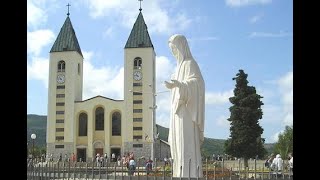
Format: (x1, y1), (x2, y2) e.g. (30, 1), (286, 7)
(271, 130), (282, 143)
(255, 71), (292, 143)
(156, 56), (175, 87)
(206, 90), (233, 105)
(27, 0), (47, 28)
(82, 51), (124, 100)
(156, 112), (170, 128)
(278, 71), (293, 126)
(216, 115), (230, 127)
(283, 113), (293, 126)
(154, 55), (174, 128)
(249, 14), (263, 24)
(156, 95), (171, 128)
(256, 87), (277, 101)
(82, 0), (192, 34)
(83, 0), (129, 18)
(226, 0), (272, 7)
(278, 71), (293, 92)
(261, 104), (283, 124)
(283, 89), (293, 110)
(27, 30), (55, 56)
(249, 31), (292, 38)
(27, 57), (49, 88)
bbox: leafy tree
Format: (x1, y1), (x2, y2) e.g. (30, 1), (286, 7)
(224, 69), (267, 167)
(201, 148), (211, 160)
(273, 125), (293, 159)
(27, 141), (46, 158)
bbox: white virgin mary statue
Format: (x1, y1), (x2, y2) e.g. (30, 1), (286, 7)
(164, 34), (205, 177)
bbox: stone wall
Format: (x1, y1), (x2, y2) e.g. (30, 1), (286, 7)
(47, 142), (74, 161)
(123, 142), (152, 159)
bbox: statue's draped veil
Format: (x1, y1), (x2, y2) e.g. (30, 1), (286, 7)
(168, 34), (194, 66)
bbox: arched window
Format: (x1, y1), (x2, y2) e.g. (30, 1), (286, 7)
(112, 112), (121, 136)
(79, 113), (88, 136)
(133, 57), (142, 69)
(57, 60), (66, 72)
(95, 107), (104, 130)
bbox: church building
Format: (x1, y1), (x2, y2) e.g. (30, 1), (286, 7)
(46, 7), (158, 162)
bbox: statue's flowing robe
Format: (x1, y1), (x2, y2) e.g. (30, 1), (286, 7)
(167, 34), (205, 178)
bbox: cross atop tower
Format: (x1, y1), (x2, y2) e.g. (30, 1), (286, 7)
(67, 3), (71, 16)
(138, 0), (143, 11)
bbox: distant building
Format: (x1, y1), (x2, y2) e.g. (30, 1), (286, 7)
(46, 8), (158, 162)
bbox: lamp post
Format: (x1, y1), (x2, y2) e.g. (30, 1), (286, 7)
(31, 133), (36, 162)
(149, 105), (157, 161)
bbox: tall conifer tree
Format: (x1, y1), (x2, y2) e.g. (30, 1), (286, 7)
(225, 69), (266, 167)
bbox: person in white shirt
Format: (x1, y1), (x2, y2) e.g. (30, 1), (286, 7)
(112, 153), (116, 162)
(271, 154), (283, 177)
(288, 153), (293, 174)
(128, 158), (136, 175)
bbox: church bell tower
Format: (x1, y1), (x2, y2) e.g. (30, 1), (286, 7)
(123, 9), (156, 159)
(46, 13), (83, 156)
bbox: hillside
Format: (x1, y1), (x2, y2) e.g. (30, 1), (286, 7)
(27, 114), (47, 147)
(27, 114), (274, 157)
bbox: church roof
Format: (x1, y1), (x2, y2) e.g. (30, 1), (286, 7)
(75, 95), (123, 103)
(125, 12), (153, 49)
(50, 16), (83, 57)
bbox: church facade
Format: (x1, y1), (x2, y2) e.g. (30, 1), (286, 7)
(46, 9), (158, 162)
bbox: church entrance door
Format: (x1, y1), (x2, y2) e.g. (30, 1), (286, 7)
(95, 148), (103, 157)
(110, 148), (120, 160)
(77, 148), (86, 162)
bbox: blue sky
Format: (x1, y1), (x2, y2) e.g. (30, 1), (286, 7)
(27, 0), (292, 143)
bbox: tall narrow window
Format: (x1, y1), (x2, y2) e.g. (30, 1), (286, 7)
(79, 113), (88, 136)
(78, 63), (80, 75)
(133, 57), (142, 69)
(57, 60), (66, 72)
(112, 112), (121, 136)
(95, 107), (104, 130)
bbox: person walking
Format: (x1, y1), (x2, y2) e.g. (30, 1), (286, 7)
(271, 154), (283, 177)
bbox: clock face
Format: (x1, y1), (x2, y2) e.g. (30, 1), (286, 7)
(133, 71), (142, 81)
(57, 74), (65, 83)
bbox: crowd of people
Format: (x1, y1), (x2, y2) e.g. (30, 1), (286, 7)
(94, 152), (154, 176)
(264, 153), (293, 177)
(29, 150), (294, 177)
(30, 151), (155, 175)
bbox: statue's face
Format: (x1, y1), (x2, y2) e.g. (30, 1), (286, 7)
(169, 42), (179, 60)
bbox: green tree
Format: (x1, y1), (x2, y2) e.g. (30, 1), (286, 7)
(224, 69), (267, 167)
(273, 125), (293, 159)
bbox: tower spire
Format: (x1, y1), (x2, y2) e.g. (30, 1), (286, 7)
(125, 11), (153, 48)
(138, 0), (143, 11)
(67, 3), (71, 16)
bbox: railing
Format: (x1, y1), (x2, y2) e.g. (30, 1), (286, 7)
(26, 158), (293, 180)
